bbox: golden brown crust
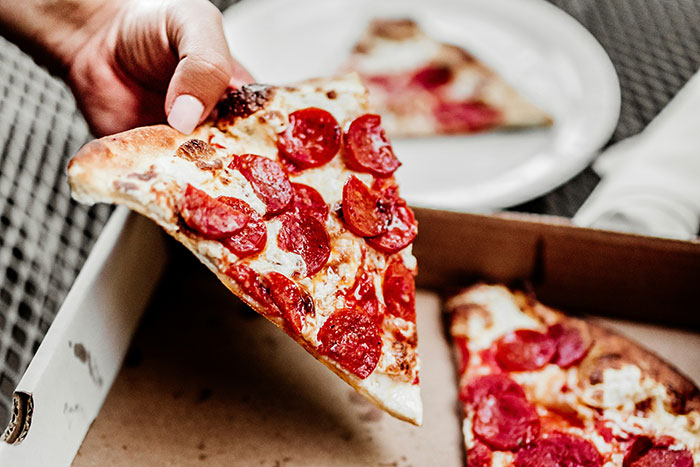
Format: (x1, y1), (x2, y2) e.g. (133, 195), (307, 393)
(580, 322), (700, 414)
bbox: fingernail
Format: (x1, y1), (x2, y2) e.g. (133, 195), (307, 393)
(168, 94), (204, 134)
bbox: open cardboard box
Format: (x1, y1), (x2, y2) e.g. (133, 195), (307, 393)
(2, 208), (699, 466)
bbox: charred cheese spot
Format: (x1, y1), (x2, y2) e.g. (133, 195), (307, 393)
(216, 84), (273, 124)
(176, 139), (215, 162)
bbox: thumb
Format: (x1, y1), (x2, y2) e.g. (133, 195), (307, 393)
(164, 0), (253, 134)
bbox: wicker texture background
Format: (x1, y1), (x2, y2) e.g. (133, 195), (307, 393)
(1, 0), (699, 426)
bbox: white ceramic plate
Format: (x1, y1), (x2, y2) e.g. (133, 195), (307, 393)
(222, 0), (620, 211)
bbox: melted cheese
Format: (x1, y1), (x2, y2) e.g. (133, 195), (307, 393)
(449, 284), (539, 350)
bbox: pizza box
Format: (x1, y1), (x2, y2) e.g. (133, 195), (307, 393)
(2, 207), (699, 466)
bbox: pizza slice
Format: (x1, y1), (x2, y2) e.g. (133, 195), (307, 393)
(341, 18), (553, 137)
(446, 284), (699, 466)
(67, 75), (422, 425)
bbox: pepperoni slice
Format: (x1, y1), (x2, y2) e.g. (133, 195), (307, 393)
(226, 263), (277, 314)
(317, 308), (382, 379)
(382, 259), (416, 322)
(547, 323), (592, 368)
(218, 197), (267, 257)
(277, 212), (330, 277)
(265, 272), (314, 335)
(411, 64), (453, 89)
(342, 114), (400, 177)
(473, 393), (540, 451)
(461, 374), (527, 405)
(366, 200), (418, 254)
(277, 107), (340, 169)
(230, 154), (293, 215)
(467, 440), (493, 467)
(434, 101), (503, 133)
(515, 432), (603, 467)
(290, 183), (329, 224)
(179, 184), (248, 239)
(629, 449), (694, 467)
(494, 329), (557, 372)
(346, 269), (383, 323)
(341, 175), (391, 237)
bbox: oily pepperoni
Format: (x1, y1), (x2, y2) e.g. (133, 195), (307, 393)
(547, 323), (592, 368)
(230, 154), (293, 215)
(467, 440), (493, 467)
(265, 272), (314, 335)
(382, 259), (416, 322)
(277, 107), (340, 169)
(342, 114), (400, 177)
(473, 393), (540, 451)
(226, 263), (277, 313)
(453, 336), (470, 375)
(366, 200), (418, 254)
(629, 449), (694, 467)
(411, 64), (453, 89)
(434, 100), (502, 133)
(277, 212), (331, 277)
(179, 184), (248, 239)
(494, 329), (557, 372)
(462, 374), (527, 405)
(514, 432), (603, 467)
(341, 175), (391, 237)
(217, 197), (267, 257)
(317, 308), (382, 379)
(289, 183), (329, 224)
(346, 269), (383, 323)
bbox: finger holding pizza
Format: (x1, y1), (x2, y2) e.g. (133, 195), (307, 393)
(0, 0), (254, 137)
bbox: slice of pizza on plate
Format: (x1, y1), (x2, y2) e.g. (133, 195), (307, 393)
(67, 74), (422, 425)
(446, 284), (699, 466)
(341, 18), (553, 138)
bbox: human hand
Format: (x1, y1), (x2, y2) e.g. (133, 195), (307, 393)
(0, 0), (253, 136)
(69, 0), (254, 136)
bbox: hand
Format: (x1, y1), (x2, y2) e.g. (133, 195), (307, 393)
(0, 0), (253, 136)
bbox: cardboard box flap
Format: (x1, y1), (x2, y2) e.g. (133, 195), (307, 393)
(413, 208), (700, 327)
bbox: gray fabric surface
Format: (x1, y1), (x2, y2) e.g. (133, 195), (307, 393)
(1, 0), (699, 428)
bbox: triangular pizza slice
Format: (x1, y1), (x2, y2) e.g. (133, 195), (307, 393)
(68, 75), (422, 425)
(342, 19), (553, 137)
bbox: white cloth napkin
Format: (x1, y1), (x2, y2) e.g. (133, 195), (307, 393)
(573, 71), (700, 240)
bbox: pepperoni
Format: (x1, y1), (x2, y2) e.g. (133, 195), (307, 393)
(382, 259), (415, 322)
(341, 175), (391, 237)
(461, 374), (527, 405)
(467, 440), (493, 467)
(454, 336), (470, 375)
(514, 432), (603, 467)
(629, 449), (694, 467)
(342, 114), (400, 177)
(411, 64), (453, 89)
(494, 329), (557, 372)
(277, 107), (340, 169)
(265, 272), (314, 335)
(547, 323), (592, 368)
(473, 393), (540, 451)
(346, 269), (382, 323)
(179, 184), (248, 239)
(226, 263), (277, 313)
(289, 183), (329, 224)
(230, 154), (293, 215)
(317, 308), (382, 379)
(366, 200), (417, 254)
(277, 212), (330, 277)
(434, 101), (502, 133)
(218, 197), (267, 257)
